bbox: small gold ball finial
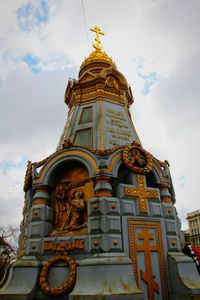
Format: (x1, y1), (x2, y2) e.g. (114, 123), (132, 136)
(90, 26), (105, 51)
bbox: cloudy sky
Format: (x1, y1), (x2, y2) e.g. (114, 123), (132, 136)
(0, 0), (200, 230)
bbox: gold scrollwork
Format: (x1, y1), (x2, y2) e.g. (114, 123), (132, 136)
(23, 160), (32, 192)
(123, 142), (153, 174)
(33, 154), (53, 169)
(62, 139), (73, 149)
(155, 158), (170, 168)
(105, 76), (119, 90)
(39, 253), (77, 297)
(61, 139), (125, 156)
(33, 140), (125, 171)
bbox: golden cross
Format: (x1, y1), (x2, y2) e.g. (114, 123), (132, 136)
(90, 26), (105, 51)
(124, 175), (159, 213)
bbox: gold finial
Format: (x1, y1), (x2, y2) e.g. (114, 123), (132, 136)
(90, 26), (104, 51)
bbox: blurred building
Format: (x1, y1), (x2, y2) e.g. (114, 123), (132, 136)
(181, 229), (191, 246)
(187, 210), (200, 248)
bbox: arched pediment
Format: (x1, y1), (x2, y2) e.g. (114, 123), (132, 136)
(78, 71), (96, 83)
(101, 66), (127, 86)
(33, 148), (99, 186)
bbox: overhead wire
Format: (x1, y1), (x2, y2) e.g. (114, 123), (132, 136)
(81, 0), (90, 50)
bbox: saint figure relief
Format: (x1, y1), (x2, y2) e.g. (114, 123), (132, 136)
(52, 179), (87, 235)
(67, 191), (86, 230)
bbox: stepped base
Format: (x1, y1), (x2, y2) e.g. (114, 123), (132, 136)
(168, 252), (200, 300)
(68, 255), (144, 300)
(0, 254), (144, 300)
(0, 256), (41, 300)
(2, 252), (200, 300)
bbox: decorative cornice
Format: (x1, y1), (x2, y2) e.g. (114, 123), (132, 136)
(31, 140), (170, 180)
(61, 139), (125, 156)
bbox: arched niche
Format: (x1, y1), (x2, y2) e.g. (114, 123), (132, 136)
(117, 163), (135, 185)
(47, 159), (94, 236)
(112, 162), (137, 197)
(146, 169), (161, 188)
(48, 160), (91, 188)
(146, 170), (159, 187)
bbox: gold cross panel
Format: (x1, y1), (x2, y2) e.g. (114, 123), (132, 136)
(124, 175), (159, 213)
(128, 220), (169, 300)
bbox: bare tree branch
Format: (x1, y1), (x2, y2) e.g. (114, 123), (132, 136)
(0, 226), (17, 282)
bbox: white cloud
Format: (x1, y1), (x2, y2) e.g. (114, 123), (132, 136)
(0, 163), (25, 227)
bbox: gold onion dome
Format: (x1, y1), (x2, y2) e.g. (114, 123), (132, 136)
(81, 49), (115, 67)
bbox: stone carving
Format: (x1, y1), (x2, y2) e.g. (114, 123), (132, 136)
(54, 179), (71, 231)
(23, 160), (32, 192)
(67, 190), (86, 230)
(156, 158), (170, 168)
(39, 252), (77, 297)
(39, 240), (86, 297)
(123, 142), (153, 174)
(52, 180), (87, 235)
(61, 139), (73, 149)
(105, 76), (119, 90)
(49, 166), (94, 236)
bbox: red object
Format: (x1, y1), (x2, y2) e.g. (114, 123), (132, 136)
(191, 245), (200, 265)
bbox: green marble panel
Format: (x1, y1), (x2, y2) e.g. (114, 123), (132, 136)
(74, 128), (92, 147)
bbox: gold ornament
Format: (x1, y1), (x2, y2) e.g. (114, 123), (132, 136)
(80, 26), (115, 68)
(61, 139), (73, 149)
(123, 142), (153, 174)
(125, 175), (158, 213)
(81, 50), (114, 67)
(61, 139), (124, 156)
(23, 160), (32, 192)
(90, 26), (104, 51)
(39, 253), (77, 297)
(105, 76), (119, 90)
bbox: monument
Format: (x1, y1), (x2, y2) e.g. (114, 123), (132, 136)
(1, 26), (200, 300)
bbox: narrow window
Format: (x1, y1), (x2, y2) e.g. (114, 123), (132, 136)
(79, 106), (92, 124)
